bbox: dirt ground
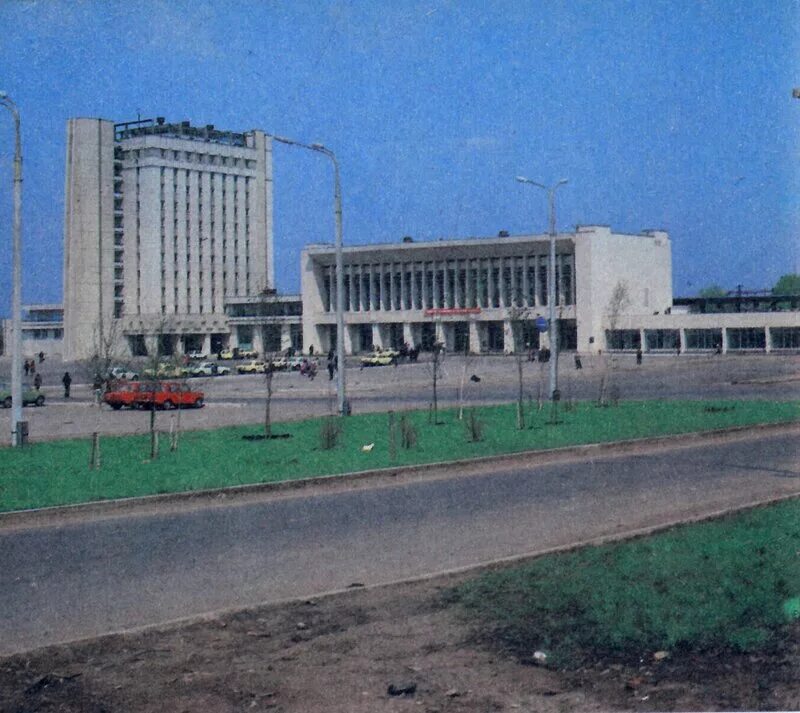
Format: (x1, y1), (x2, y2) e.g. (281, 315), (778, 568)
(1, 571), (798, 713)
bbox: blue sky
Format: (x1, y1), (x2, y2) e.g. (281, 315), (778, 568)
(0, 0), (798, 313)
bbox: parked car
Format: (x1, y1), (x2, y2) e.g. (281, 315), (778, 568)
(190, 361), (231, 377)
(237, 348), (259, 359)
(186, 350), (207, 360)
(104, 381), (204, 410)
(109, 366), (139, 381)
(237, 360), (268, 374)
(0, 382), (45, 408)
(135, 382), (204, 410)
(218, 349), (236, 360)
(286, 356), (306, 371)
(268, 356), (289, 371)
(103, 382), (144, 410)
(142, 362), (188, 379)
(360, 350), (397, 367)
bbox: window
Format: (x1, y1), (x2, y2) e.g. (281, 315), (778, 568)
(727, 328), (765, 350)
(606, 330), (641, 350)
(685, 328), (721, 350)
(771, 327), (800, 350)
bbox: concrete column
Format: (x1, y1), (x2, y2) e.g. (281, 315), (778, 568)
(639, 329), (646, 352)
(403, 322), (414, 347)
(410, 265), (418, 309)
(253, 327), (264, 356)
(497, 257), (506, 308)
(469, 320), (481, 353)
(678, 328), (685, 354)
(487, 260), (495, 308)
(441, 323), (454, 351)
(280, 324), (293, 352)
(144, 334), (158, 357)
(465, 260), (474, 308)
(342, 324), (354, 355)
(764, 326), (771, 353)
(444, 261), (452, 308)
(229, 329), (239, 349)
(721, 327), (728, 354)
(372, 323), (384, 349)
(522, 255), (530, 307)
(503, 320), (514, 353)
(202, 333), (212, 355)
(400, 264), (407, 310)
(532, 256), (539, 306)
(510, 257), (519, 306)
(421, 264), (428, 309)
(434, 320), (445, 346)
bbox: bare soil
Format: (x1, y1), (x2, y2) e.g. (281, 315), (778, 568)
(1, 572), (798, 713)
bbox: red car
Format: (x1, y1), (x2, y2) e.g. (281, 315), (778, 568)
(103, 381), (143, 410)
(105, 381), (205, 410)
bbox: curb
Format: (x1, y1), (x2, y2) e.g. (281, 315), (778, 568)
(2, 420), (799, 530)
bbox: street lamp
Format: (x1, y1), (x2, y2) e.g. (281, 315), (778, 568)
(272, 135), (347, 416)
(0, 91), (22, 446)
(516, 176), (568, 401)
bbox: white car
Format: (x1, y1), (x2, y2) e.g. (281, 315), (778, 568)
(187, 350), (207, 360)
(190, 361), (230, 377)
(109, 366), (139, 381)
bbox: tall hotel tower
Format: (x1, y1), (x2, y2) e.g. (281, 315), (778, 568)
(62, 118), (274, 360)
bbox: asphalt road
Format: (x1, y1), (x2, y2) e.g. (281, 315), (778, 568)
(1, 428), (798, 655)
(2, 352), (799, 440)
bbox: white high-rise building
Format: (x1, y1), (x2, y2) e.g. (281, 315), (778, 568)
(63, 117), (275, 360)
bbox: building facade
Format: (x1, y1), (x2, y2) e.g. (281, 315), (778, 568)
(62, 117), (275, 360)
(301, 226), (674, 355)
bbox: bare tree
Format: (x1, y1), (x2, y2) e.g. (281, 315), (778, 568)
(507, 305), (532, 429)
(427, 341), (445, 424)
(598, 281), (631, 406)
(457, 338), (477, 421)
(264, 362), (275, 438)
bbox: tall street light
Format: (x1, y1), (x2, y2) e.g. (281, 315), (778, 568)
(516, 176), (568, 401)
(0, 91), (22, 446)
(272, 136), (347, 416)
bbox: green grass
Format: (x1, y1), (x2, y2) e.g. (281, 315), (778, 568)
(452, 498), (800, 667)
(0, 399), (797, 513)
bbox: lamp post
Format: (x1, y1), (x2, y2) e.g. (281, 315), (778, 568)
(516, 176), (568, 401)
(0, 91), (22, 446)
(272, 136), (347, 416)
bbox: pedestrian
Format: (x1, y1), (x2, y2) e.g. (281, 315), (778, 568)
(24, 360), (29, 376)
(327, 350), (335, 380)
(636, 347), (643, 365)
(62, 371), (72, 399)
(34, 372), (42, 390)
(309, 345), (314, 356)
(574, 354), (582, 370)
(38, 351), (44, 363)
(29, 360), (35, 375)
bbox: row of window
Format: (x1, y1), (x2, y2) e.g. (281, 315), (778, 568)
(123, 147), (257, 169)
(606, 327), (800, 351)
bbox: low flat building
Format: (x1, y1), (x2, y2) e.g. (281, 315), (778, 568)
(301, 225), (673, 355)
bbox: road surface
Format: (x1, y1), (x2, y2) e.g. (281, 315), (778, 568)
(0, 428), (798, 655)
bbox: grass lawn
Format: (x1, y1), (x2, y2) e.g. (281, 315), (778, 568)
(0, 398), (798, 513)
(452, 498), (800, 667)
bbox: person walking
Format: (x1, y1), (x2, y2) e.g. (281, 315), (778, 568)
(24, 360), (29, 377)
(33, 372), (42, 391)
(327, 349), (335, 381)
(62, 371), (72, 399)
(636, 347), (643, 365)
